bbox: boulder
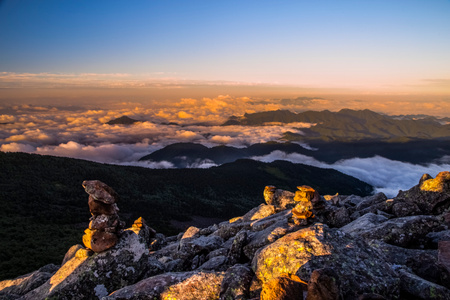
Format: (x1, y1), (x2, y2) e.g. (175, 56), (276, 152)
(126, 217), (156, 247)
(398, 268), (450, 300)
(260, 275), (306, 300)
(22, 230), (149, 300)
(0, 264), (59, 299)
(252, 224), (400, 299)
(351, 215), (441, 248)
(355, 193), (388, 211)
(227, 230), (248, 265)
(61, 244), (84, 266)
(106, 271), (225, 300)
(306, 268), (343, 300)
(219, 264), (254, 300)
(242, 204), (277, 221)
(439, 240), (450, 275)
(263, 186), (296, 210)
(319, 206), (351, 228)
(341, 213), (388, 237)
(395, 172), (450, 214)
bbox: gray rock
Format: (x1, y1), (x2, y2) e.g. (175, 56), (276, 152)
(398, 268), (450, 300)
(206, 248), (229, 260)
(0, 264), (59, 298)
(219, 264), (254, 300)
(61, 244), (84, 266)
(227, 230), (248, 265)
(179, 235), (224, 257)
(213, 220), (252, 240)
(22, 230), (149, 300)
(355, 215), (441, 248)
(253, 224), (400, 299)
(242, 204), (277, 222)
(341, 213), (389, 237)
(355, 193), (388, 211)
(105, 271), (225, 300)
(199, 255), (228, 270)
(263, 186), (296, 210)
(427, 229), (450, 246)
(395, 172), (450, 215)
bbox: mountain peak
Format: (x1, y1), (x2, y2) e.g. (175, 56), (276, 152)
(106, 115), (139, 125)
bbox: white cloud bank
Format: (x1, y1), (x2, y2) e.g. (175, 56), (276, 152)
(251, 151), (450, 197)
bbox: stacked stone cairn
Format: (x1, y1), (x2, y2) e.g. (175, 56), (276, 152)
(82, 180), (125, 253)
(292, 185), (325, 225)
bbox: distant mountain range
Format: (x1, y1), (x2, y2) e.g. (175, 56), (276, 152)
(139, 142), (314, 168)
(222, 109), (450, 141)
(139, 140), (450, 166)
(0, 151), (372, 280)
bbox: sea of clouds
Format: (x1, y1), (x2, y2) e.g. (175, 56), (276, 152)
(1, 96), (449, 198)
(251, 151), (450, 197)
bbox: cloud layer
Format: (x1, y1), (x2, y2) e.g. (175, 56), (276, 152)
(251, 151), (450, 197)
(1, 96), (449, 197)
(0, 98), (313, 164)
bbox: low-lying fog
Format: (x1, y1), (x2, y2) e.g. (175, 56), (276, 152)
(1, 97), (449, 198)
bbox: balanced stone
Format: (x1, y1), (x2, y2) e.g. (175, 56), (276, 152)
(82, 180), (119, 204)
(81, 180), (122, 252)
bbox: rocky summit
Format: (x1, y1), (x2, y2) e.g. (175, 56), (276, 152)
(1, 172), (450, 299)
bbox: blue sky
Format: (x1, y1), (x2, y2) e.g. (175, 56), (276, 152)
(1, 0), (450, 92)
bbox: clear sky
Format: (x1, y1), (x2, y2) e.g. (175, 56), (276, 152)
(1, 0), (450, 94)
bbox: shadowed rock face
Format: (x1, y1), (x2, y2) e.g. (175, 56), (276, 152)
(2, 173), (450, 300)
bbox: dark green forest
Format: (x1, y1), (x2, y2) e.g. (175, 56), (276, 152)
(0, 152), (372, 280)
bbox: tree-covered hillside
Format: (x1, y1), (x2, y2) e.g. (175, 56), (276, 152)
(0, 152), (372, 280)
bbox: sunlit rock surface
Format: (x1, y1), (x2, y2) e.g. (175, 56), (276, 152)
(2, 173), (450, 299)
(21, 230), (149, 300)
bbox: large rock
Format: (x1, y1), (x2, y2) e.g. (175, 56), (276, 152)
(348, 215), (441, 248)
(219, 264), (254, 300)
(395, 172), (450, 214)
(341, 213), (388, 237)
(398, 268), (450, 300)
(252, 224), (399, 299)
(0, 264), (59, 299)
(263, 186), (296, 210)
(105, 271), (225, 300)
(260, 275), (306, 300)
(22, 230), (149, 300)
(306, 268), (343, 300)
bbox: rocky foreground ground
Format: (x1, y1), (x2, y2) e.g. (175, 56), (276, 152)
(1, 172), (450, 299)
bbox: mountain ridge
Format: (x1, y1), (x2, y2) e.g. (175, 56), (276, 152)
(222, 109), (450, 141)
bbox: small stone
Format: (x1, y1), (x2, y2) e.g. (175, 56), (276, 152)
(82, 180), (119, 204)
(89, 214), (119, 231)
(82, 228), (118, 253)
(88, 195), (118, 216)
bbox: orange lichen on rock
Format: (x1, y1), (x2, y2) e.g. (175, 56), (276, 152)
(420, 171), (450, 192)
(260, 275), (307, 300)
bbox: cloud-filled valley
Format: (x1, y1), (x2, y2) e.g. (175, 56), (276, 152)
(251, 151), (450, 197)
(1, 96), (450, 198)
